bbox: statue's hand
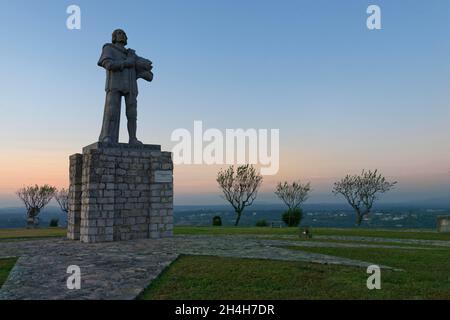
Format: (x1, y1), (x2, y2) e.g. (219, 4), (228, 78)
(123, 58), (136, 68)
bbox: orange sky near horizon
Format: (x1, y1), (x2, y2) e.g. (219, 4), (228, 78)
(1, 145), (450, 205)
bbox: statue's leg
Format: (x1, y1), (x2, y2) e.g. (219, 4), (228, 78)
(125, 93), (142, 145)
(99, 90), (121, 144)
(112, 92), (122, 143)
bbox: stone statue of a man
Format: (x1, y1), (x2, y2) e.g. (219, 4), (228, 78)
(98, 29), (153, 145)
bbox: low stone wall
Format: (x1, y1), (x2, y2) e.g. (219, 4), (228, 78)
(437, 216), (450, 233)
(67, 142), (173, 243)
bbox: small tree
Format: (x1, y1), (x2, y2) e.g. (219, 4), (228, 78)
(16, 184), (56, 228)
(333, 169), (397, 226)
(55, 188), (69, 214)
(275, 181), (311, 227)
(216, 164), (263, 226)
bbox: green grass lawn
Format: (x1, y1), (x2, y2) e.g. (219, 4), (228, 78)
(138, 248), (450, 300)
(139, 255), (371, 300)
(0, 258), (17, 288)
(0, 227), (66, 241)
(286, 246), (450, 299)
(140, 245), (450, 300)
(140, 226), (450, 300)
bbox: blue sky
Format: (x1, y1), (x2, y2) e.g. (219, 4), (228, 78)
(1, 0), (450, 205)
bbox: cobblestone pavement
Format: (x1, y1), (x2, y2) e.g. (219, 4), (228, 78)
(313, 235), (450, 247)
(0, 235), (401, 300)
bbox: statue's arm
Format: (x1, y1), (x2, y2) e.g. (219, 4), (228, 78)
(135, 54), (153, 72)
(98, 45), (126, 71)
(100, 58), (124, 72)
(136, 54), (152, 66)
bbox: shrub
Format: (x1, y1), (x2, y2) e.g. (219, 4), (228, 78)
(49, 218), (59, 227)
(212, 216), (222, 226)
(282, 208), (303, 227)
(256, 219), (268, 227)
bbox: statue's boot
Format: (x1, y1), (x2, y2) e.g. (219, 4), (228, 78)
(129, 138), (143, 145)
(100, 136), (117, 146)
(128, 119), (143, 145)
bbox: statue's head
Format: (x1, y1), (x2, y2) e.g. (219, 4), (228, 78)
(112, 29), (128, 46)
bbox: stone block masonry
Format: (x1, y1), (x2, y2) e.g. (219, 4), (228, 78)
(67, 142), (173, 243)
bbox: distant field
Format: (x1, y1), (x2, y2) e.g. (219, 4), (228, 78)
(0, 228), (66, 241)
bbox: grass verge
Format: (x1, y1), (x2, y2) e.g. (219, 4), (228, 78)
(0, 257), (17, 287)
(286, 246), (450, 299)
(0, 228), (66, 241)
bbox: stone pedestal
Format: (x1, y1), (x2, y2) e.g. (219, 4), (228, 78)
(67, 142), (173, 243)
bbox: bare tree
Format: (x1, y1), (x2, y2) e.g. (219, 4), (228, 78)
(333, 170), (397, 226)
(275, 181), (311, 226)
(217, 165), (263, 226)
(16, 184), (56, 228)
(275, 181), (311, 210)
(55, 188), (69, 213)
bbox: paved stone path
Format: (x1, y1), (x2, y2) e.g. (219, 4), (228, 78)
(257, 234), (450, 247)
(0, 235), (401, 300)
(313, 235), (450, 247)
